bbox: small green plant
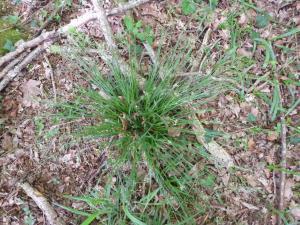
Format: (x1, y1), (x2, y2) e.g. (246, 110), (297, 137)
(123, 16), (154, 45)
(181, 0), (196, 15)
(52, 32), (229, 223)
(0, 15), (26, 54)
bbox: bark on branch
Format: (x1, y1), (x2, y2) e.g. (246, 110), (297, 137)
(0, 0), (151, 68)
(19, 182), (66, 225)
(0, 0), (151, 92)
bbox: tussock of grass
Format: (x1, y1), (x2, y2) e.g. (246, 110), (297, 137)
(54, 33), (228, 224)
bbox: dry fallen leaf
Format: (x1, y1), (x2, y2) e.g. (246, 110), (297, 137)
(237, 48), (252, 58)
(248, 138), (256, 151)
(267, 131), (278, 141)
(290, 206), (300, 220)
(168, 127), (181, 137)
(241, 201), (259, 210)
(21, 79), (41, 108)
(192, 115), (234, 168)
(284, 179), (294, 202)
(238, 13), (248, 25)
(2, 133), (13, 151)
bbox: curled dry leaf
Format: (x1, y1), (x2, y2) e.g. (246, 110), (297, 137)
(2, 133), (13, 151)
(238, 13), (248, 25)
(237, 48), (252, 58)
(290, 206), (300, 220)
(168, 127), (181, 137)
(241, 201), (259, 210)
(267, 131), (278, 141)
(248, 138), (256, 151)
(21, 79), (41, 108)
(192, 115), (234, 168)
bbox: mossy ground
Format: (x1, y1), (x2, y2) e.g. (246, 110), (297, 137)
(0, 1), (28, 55)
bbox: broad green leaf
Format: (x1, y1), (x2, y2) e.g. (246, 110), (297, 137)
(4, 15), (19, 24)
(3, 39), (15, 52)
(181, 0), (196, 15)
(247, 113), (257, 122)
(255, 13), (270, 28)
(124, 16), (134, 31)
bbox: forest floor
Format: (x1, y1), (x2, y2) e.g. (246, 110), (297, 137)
(0, 0), (299, 224)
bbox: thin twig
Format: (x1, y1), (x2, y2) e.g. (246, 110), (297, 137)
(44, 56), (57, 102)
(0, 31), (57, 68)
(191, 27), (212, 72)
(0, 0), (151, 68)
(35, 0), (68, 37)
(143, 43), (157, 65)
(277, 116), (287, 225)
(91, 0), (117, 50)
(0, 41), (53, 91)
(0, 52), (27, 80)
(19, 182), (66, 225)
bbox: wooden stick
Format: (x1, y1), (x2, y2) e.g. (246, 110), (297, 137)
(91, 0), (117, 50)
(0, 0), (151, 68)
(0, 41), (53, 91)
(19, 182), (66, 225)
(277, 116), (287, 225)
(0, 52), (27, 80)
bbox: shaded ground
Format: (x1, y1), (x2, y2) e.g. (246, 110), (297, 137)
(0, 0), (299, 224)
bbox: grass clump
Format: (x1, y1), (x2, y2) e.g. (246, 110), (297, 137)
(54, 34), (227, 223)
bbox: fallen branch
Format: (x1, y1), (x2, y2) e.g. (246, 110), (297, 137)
(0, 0), (151, 68)
(0, 51), (27, 80)
(0, 31), (57, 68)
(277, 116), (287, 225)
(143, 43), (157, 65)
(0, 0), (151, 92)
(0, 41), (53, 91)
(19, 182), (66, 225)
(90, 0), (145, 87)
(91, 0), (117, 50)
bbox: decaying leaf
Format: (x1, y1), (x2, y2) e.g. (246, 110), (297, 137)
(248, 138), (256, 151)
(192, 115), (234, 168)
(237, 48), (252, 58)
(168, 127), (181, 137)
(21, 79), (41, 108)
(290, 206), (300, 220)
(2, 133), (13, 151)
(241, 201), (259, 210)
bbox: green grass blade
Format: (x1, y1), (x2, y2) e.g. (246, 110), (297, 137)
(285, 97), (300, 117)
(55, 204), (91, 217)
(81, 211), (101, 225)
(124, 206), (147, 225)
(271, 28), (300, 41)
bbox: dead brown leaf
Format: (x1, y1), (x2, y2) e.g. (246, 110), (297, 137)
(267, 131), (278, 141)
(290, 206), (300, 220)
(21, 79), (41, 108)
(248, 138), (256, 151)
(2, 133), (13, 151)
(237, 48), (252, 58)
(168, 127), (181, 137)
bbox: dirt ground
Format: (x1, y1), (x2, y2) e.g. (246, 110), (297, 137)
(0, 0), (299, 224)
